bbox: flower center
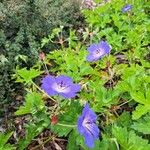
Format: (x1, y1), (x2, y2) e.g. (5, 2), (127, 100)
(96, 49), (100, 54)
(82, 118), (95, 136)
(58, 81), (66, 89)
(52, 81), (71, 93)
(94, 48), (103, 57)
(82, 117), (92, 128)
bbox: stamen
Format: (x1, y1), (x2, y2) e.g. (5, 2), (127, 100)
(96, 49), (100, 54)
(86, 121), (92, 124)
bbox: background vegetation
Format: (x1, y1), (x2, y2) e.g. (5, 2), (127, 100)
(0, 0), (82, 113)
(0, 0), (150, 150)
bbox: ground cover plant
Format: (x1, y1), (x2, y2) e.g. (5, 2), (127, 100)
(0, 0), (150, 149)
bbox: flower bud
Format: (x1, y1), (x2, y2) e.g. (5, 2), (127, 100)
(51, 115), (58, 125)
(39, 52), (45, 61)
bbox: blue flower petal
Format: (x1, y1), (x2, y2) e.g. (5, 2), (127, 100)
(122, 4), (132, 12)
(77, 103), (100, 148)
(87, 43), (98, 53)
(86, 40), (111, 62)
(86, 54), (97, 62)
(82, 103), (90, 116)
(56, 75), (73, 85)
(85, 123), (100, 138)
(99, 41), (111, 54)
(60, 92), (76, 98)
(84, 131), (95, 148)
(41, 75), (57, 96)
(70, 84), (81, 93)
(77, 116), (86, 135)
(82, 103), (97, 121)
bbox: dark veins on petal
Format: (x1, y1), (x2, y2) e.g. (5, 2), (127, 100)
(58, 81), (70, 90)
(84, 119), (95, 137)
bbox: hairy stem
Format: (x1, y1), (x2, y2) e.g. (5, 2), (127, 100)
(31, 81), (56, 102)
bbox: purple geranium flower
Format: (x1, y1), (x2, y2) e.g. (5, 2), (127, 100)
(122, 4), (132, 12)
(41, 75), (81, 98)
(86, 40), (111, 62)
(77, 103), (100, 148)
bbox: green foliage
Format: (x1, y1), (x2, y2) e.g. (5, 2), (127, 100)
(90, 81), (120, 112)
(18, 111), (50, 150)
(18, 123), (40, 150)
(67, 130), (80, 150)
(115, 112), (132, 127)
(132, 113), (150, 134)
(82, 0), (149, 53)
(15, 68), (43, 83)
(47, 47), (95, 81)
(112, 126), (150, 150)
(15, 92), (45, 115)
(50, 101), (81, 137)
(0, 132), (15, 150)
(131, 85), (150, 120)
(116, 65), (150, 120)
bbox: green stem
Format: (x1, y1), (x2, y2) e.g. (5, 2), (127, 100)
(111, 138), (120, 150)
(42, 61), (49, 75)
(31, 81), (56, 102)
(57, 123), (77, 128)
(118, 99), (132, 107)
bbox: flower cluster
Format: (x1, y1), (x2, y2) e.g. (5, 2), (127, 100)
(41, 40), (111, 148)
